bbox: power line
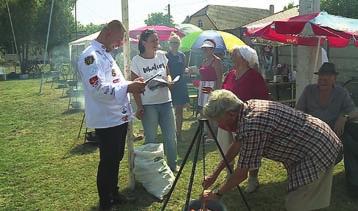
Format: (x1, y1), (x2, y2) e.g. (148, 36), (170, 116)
(169, 0), (208, 8)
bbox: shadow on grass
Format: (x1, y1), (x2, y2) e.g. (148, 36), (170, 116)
(89, 183), (163, 211)
(178, 120), (219, 163)
(62, 142), (98, 159)
(222, 170), (358, 211)
(59, 95), (69, 99)
(62, 109), (83, 115)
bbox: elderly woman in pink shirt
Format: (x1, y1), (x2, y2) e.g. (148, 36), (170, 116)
(218, 45), (269, 193)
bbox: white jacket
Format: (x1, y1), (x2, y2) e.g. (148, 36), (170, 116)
(77, 40), (133, 129)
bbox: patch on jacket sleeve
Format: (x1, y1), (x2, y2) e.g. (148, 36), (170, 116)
(89, 75), (99, 87)
(121, 115), (129, 122)
(112, 69), (117, 77)
(84, 55), (95, 65)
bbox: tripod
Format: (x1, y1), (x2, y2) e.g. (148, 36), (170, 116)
(161, 119), (251, 211)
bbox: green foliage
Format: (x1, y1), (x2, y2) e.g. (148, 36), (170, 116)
(35, 0), (75, 50)
(77, 23), (105, 36)
(283, 2), (295, 11)
(321, 0), (358, 18)
(0, 0), (76, 73)
(144, 12), (175, 27)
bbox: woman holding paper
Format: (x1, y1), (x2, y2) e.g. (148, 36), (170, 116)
(131, 29), (178, 172)
(166, 33), (189, 142)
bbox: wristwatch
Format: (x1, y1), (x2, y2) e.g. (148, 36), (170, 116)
(212, 188), (223, 198)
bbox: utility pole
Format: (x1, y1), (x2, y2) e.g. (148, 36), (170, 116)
(121, 0), (136, 191)
(296, 0), (321, 99)
(167, 4), (171, 23)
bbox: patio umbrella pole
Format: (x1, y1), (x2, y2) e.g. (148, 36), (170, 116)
(313, 37), (322, 83)
(188, 50), (192, 67)
(290, 45), (294, 77)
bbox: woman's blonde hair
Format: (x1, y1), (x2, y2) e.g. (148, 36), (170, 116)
(203, 90), (243, 119)
(169, 32), (181, 43)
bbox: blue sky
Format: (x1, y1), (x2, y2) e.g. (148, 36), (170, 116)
(76, 0), (299, 29)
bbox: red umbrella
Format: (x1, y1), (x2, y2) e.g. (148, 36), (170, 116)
(129, 25), (185, 41)
(245, 12), (358, 48)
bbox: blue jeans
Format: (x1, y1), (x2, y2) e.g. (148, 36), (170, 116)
(142, 102), (177, 169)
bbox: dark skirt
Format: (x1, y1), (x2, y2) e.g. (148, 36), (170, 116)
(343, 121), (358, 188)
(171, 80), (189, 106)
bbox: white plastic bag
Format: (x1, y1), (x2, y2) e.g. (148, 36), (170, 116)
(133, 143), (175, 200)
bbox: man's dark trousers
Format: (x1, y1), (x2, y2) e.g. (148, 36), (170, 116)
(95, 123), (128, 207)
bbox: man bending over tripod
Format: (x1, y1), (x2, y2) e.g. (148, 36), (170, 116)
(202, 90), (342, 211)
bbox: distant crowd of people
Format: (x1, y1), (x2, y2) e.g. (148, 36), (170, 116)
(77, 20), (358, 210)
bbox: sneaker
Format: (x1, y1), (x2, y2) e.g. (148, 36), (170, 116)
(205, 138), (215, 144)
(133, 134), (144, 142)
(245, 176), (259, 193)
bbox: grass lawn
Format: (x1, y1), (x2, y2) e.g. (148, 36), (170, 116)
(0, 79), (357, 211)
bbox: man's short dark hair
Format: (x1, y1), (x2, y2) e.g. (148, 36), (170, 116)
(104, 20), (126, 33)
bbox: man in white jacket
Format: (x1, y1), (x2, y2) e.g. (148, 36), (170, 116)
(77, 20), (145, 210)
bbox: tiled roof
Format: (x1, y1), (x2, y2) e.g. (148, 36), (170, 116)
(244, 6), (299, 28)
(190, 5), (272, 30)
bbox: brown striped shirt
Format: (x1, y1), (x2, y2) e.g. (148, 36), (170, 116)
(235, 100), (342, 191)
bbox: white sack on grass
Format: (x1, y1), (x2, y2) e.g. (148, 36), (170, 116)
(133, 143), (175, 200)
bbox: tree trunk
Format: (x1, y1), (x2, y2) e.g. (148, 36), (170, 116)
(24, 43), (30, 75)
(20, 44), (26, 74)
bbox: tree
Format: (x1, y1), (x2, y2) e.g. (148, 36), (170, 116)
(77, 23), (105, 36)
(283, 2), (295, 11)
(144, 12), (175, 27)
(0, 0), (76, 73)
(321, 0), (358, 19)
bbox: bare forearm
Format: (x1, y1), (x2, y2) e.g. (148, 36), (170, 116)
(133, 93), (143, 108)
(216, 77), (222, 90)
(131, 72), (143, 107)
(215, 62), (223, 89)
(215, 70), (222, 89)
(218, 167), (248, 194)
(213, 142), (240, 177)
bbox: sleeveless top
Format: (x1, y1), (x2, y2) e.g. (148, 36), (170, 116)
(199, 59), (217, 81)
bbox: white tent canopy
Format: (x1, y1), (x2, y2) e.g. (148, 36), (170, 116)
(68, 31), (138, 67)
(69, 30), (138, 48)
(69, 31), (100, 47)
(68, 31), (101, 72)
(68, 31), (102, 68)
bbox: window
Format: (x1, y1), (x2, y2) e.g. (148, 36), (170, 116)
(198, 19), (203, 28)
